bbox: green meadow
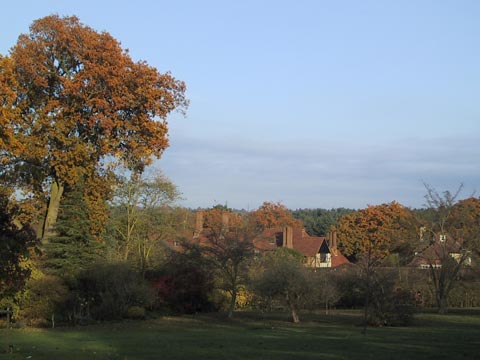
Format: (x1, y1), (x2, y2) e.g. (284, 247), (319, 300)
(1, 310), (479, 360)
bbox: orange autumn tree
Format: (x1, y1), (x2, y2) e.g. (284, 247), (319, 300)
(202, 207), (242, 235)
(0, 15), (188, 240)
(337, 202), (414, 330)
(450, 197), (480, 256)
(251, 201), (302, 230)
(0, 55), (23, 168)
(337, 201), (415, 263)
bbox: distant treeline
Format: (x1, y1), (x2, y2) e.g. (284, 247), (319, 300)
(292, 208), (356, 237)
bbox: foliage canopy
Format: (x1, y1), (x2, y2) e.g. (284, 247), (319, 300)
(0, 15), (188, 239)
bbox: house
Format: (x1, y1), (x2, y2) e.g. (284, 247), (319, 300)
(409, 234), (471, 269)
(253, 226), (350, 269)
(168, 211), (350, 269)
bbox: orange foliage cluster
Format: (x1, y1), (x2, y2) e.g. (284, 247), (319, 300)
(337, 202), (413, 262)
(449, 197), (480, 251)
(83, 173), (116, 241)
(250, 201), (302, 230)
(203, 208), (242, 233)
(4, 15), (188, 188)
(0, 15), (188, 238)
(0, 56), (23, 165)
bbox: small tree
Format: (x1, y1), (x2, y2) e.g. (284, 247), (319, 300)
(313, 269), (341, 315)
(201, 209), (257, 318)
(416, 185), (479, 314)
(337, 202), (410, 332)
(252, 248), (314, 323)
(108, 171), (181, 273)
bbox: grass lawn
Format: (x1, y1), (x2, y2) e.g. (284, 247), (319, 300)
(1, 310), (479, 359)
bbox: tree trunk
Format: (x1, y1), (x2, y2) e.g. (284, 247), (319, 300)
(42, 179), (64, 241)
(290, 306), (300, 324)
(362, 288), (370, 334)
(286, 293), (300, 323)
(362, 264), (371, 335)
(437, 293), (448, 314)
(228, 285), (237, 319)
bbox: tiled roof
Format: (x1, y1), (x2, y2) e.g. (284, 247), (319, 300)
(293, 234), (324, 257)
(252, 227), (323, 255)
(330, 249), (351, 267)
(253, 228), (281, 251)
(253, 226), (350, 267)
(171, 213), (351, 268)
(408, 240), (463, 267)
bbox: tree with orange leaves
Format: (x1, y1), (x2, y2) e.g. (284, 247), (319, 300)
(450, 197), (480, 256)
(337, 201), (415, 330)
(0, 55), (23, 167)
(0, 15), (188, 240)
(338, 201), (415, 263)
(250, 201), (302, 230)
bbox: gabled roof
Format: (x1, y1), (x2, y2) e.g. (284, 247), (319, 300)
(253, 226), (350, 267)
(330, 248), (351, 267)
(252, 227), (324, 256)
(319, 240), (330, 254)
(408, 240), (464, 267)
(293, 234), (324, 257)
(173, 212), (351, 268)
(318, 239), (351, 267)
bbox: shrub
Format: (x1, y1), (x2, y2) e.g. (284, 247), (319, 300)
(365, 270), (416, 326)
(73, 262), (154, 321)
(126, 306), (146, 319)
(446, 280), (480, 308)
(390, 288), (415, 326)
(250, 248), (315, 323)
(18, 275), (69, 327)
(335, 267), (415, 326)
(335, 266), (364, 308)
(0, 296), (19, 323)
(149, 246), (216, 314)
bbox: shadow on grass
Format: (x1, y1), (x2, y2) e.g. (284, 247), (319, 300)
(1, 309), (479, 359)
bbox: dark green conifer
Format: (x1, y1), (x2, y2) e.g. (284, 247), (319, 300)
(43, 180), (104, 281)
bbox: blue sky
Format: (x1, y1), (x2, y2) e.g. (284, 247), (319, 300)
(2, 1), (479, 209)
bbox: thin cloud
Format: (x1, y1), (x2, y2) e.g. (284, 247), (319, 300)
(159, 133), (480, 209)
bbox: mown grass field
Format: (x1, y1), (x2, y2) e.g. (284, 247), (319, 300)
(1, 310), (479, 359)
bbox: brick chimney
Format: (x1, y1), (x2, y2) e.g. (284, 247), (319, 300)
(327, 231), (332, 249)
(332, 230), (338, 255)
(283, 226), (294, 249)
